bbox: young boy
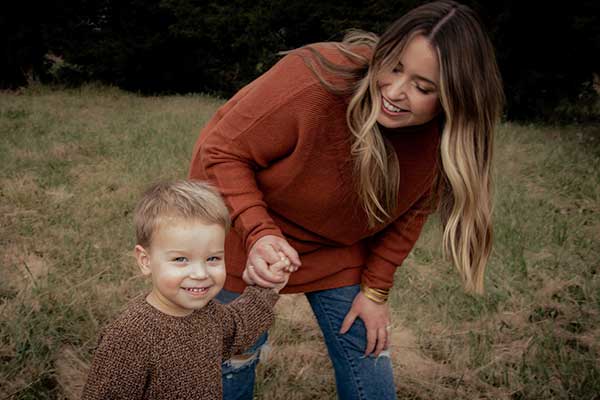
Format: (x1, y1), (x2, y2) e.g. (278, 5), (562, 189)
(81, 180), (291, 400)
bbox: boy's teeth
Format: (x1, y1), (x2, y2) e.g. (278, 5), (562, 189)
(186, 287), (207, 293)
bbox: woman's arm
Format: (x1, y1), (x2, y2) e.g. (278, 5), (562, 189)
(190, 54), (340, 277)
(340, 186), (437, 356)
(364, 186), (437, 290)
(191, 55), (299, 249)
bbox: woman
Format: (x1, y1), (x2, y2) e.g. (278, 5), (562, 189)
(189, 1), (504, 398)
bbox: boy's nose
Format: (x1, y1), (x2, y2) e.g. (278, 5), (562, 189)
(189, 263), (209, 279)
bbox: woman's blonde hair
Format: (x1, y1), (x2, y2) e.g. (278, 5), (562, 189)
(293, 0), (504, 294)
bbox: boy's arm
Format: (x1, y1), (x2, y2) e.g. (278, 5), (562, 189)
(220, 285), (280, 359)
(81, 327), (149, 400)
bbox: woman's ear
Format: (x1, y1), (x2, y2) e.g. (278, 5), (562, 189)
(135, 244), (151, 275)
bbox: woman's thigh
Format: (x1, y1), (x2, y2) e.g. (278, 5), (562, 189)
(305, 284), (396, 400)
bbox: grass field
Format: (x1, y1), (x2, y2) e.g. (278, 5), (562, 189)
(1, 84), (599, 399)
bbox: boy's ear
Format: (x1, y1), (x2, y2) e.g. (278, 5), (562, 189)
(135, 245), (151, 275)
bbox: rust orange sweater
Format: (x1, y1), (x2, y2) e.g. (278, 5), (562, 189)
(189, 45), (440, 294)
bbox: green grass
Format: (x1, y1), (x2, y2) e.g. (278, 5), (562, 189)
(1, 85), (599, 399)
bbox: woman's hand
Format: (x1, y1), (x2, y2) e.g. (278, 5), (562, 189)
(242, 235), (301, 287)
(340, 291), (391, 356)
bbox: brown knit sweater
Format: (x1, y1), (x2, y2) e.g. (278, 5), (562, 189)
(189, 44), (440, 294)
(81, 286), (279, 400)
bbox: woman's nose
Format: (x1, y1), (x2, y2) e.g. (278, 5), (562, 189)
(386, 78), (408, 101)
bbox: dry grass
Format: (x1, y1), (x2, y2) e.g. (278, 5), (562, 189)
(1, 85), (599, 399)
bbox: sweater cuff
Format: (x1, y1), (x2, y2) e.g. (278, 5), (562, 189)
(241, 285), (280, 309)
(234, 205), (285, 253)
(361, 254), (398, 290)
(245, 228), (286, 255)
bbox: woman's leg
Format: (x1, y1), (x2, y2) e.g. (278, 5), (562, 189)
(305, 285), (396, 400)
(216, 288), (268, 400)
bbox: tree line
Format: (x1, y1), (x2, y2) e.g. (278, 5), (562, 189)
(2, 0), (598, 121)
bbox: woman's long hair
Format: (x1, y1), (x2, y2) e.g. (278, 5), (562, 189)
(293, 0), (504, 294)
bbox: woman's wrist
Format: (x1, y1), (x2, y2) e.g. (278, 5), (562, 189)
(360, 283), (390, 304)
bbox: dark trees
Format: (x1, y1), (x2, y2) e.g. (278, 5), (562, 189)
(2, 0), (598, 121)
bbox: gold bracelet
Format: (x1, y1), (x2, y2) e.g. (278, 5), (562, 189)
(360, 283), (390, 304)
(362, 288), (388, 303)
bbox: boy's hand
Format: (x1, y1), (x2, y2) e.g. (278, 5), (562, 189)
(250, 251), (291, 293)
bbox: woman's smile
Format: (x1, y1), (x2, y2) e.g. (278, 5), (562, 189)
(381, 96), (409, 115)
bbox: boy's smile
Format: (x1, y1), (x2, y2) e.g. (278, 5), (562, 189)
(135, 217), (227, 317)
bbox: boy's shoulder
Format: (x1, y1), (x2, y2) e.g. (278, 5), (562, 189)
(101, 296), (226, 342)
(99, 294), (159, 346)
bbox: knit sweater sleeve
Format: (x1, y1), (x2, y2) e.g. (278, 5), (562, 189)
(219, 286), (279, 359)
(362, 185), (438, 290)
(81, 324), (150, 400)
(190, 53), (332, 252)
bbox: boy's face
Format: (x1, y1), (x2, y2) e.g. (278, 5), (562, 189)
(135, 217), (226, 317)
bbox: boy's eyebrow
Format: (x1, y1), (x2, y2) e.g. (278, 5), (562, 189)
(165, 249), (225, 254)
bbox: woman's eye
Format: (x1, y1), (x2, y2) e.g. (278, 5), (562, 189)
(414, 83), (432, 94)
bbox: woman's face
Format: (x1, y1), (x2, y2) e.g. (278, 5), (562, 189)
(376, 34), (442, 129)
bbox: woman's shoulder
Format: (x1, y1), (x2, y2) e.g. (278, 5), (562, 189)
(257, 42), (370, 88)
(279, 42), (371, 82)
(220, 48), (349, 125)
(211, 42), (370, 133)
(289, 42), (372, 64)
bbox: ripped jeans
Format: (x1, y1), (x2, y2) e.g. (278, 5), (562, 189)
(216, 284), (396, 400)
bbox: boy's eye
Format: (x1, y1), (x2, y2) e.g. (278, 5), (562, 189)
(173, 256), (188, 263)
(206, 256), (221, 263)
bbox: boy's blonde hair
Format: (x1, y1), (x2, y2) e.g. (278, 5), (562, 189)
(134, 180), (231, 247)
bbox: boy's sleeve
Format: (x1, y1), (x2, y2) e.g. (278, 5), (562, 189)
(81, 326), (149, 400)
(219, 286), (280, 359)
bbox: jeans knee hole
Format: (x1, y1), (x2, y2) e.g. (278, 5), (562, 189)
(228, 351), (259, 369)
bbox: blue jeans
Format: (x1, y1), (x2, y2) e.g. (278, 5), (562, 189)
(216, 284), (396, 400)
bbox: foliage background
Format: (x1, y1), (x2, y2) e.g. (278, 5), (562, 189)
(2, 0), (599, 121)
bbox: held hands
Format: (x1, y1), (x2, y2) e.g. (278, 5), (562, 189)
(243, 235), (301, 291)
(265, 253), (292, 293)
(340, 291), (391, 357)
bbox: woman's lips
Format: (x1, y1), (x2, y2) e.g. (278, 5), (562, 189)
(382, 96), (409, 115)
